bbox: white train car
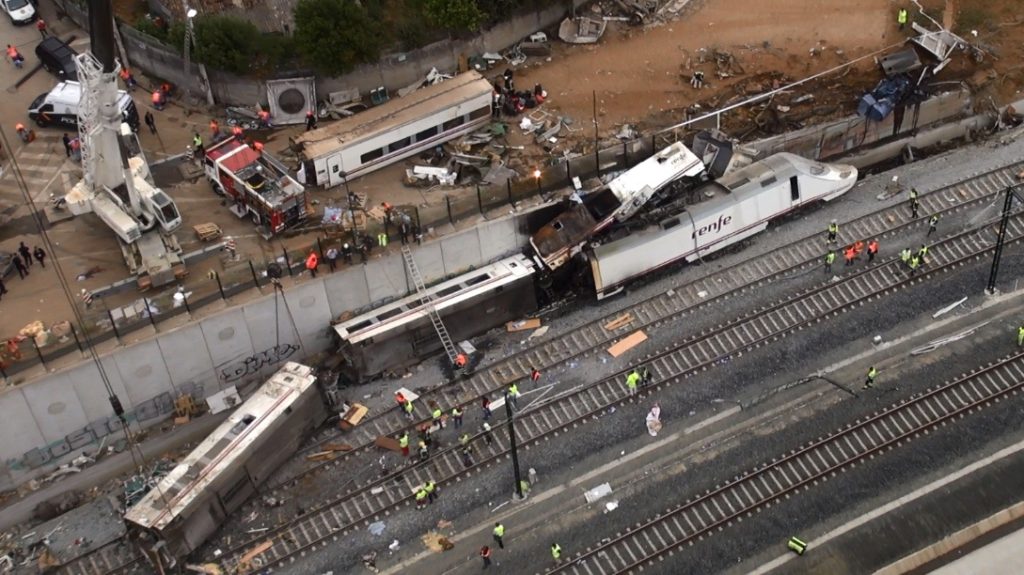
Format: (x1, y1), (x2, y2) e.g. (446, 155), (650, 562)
(530, 142), (705, 271)
(333, 254), (538, 382)
(293, 71), (493, 187)
(589, 153), (857, 299)
(125, 363), (327, 567)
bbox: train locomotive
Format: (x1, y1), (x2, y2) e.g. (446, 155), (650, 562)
(333, 145), (857, 381)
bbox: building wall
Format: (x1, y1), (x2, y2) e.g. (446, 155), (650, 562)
(0, 212), (532, 489)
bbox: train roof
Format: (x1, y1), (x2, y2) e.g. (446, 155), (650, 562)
(716, 152), (831, 195)
(606, 142), (705, 202)
(334, 254), (535, 345)
(294, 71), (493, 159)
(124, 363), (317, 531)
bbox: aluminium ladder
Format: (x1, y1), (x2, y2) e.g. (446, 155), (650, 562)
(401, 245), (459, 366)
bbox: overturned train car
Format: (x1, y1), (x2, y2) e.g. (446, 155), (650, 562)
(587, 152), (857, 299)
(332, 254), (538, 383)
(124, 362), (328, 568)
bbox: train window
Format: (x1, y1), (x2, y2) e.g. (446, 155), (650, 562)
(388, 137), (411, 153)
(553, 221), (564, 230)
(360, 148), (384, 164)
(661, 217), (681, 230)
(348, 320), (373, 332)
(731, 177), (750, 188)
(436, 285), (462, 298)
(415, 126), (439, 142)
(377, 308), (403, 321)
(465, 274), (488, 286)
(760, 176), (777, 187)
(470, 106), (490, 120)
(443, 116), (465, 131)
(790, 176), (800, 201)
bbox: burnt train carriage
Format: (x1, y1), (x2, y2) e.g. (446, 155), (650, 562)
(333, 254), (538, 382)
(124, 363), (327, 567)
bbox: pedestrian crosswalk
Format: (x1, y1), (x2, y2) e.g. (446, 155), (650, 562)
(0, 130), (77, 216)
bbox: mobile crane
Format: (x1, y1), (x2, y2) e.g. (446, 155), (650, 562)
(60, 0), (186, 289)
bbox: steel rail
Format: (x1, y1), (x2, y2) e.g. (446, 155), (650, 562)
(544, 351), (1024, 575)
(209, 183), (1024, 574)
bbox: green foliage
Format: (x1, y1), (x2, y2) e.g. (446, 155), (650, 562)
(293, 0), (385, 76)
(191, 15), (266, 75)
(424, 0), (484, 32)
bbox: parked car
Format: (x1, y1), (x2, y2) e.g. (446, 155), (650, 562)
(0, 0), (36, 25)
(35, 36), (78, 81)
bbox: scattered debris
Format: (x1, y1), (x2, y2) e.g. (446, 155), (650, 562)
(237, 540), (273, 573)
(388, 539), (401, 551)
(607, 330), (648, 357)
(262, 496), (285, 508)
(406, 166), (456, 186)
(368, 521), (386, 536)
(206, 386), (240, 415)
(603, 313), (634, 331)
(506, 318), (542, 332)
(421, 531), (455, 552)
(185, 564), (224, 575)
(584, 482), (613, 504)
(340, 403), (369, 429)
(528, 326), (550, 340)
(605, 501), (619, 512)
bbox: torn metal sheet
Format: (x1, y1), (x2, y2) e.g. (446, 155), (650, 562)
(584, 482), (613, 503)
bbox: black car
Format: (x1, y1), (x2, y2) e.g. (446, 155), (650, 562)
(35, 36), (78, 81)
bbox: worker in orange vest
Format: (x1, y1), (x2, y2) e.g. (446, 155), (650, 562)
(853, 240), (865, 259)
(210, 119), (220, 138)
(843, 245), (856, 266)
(231, 125), (243, 141)
(305, 251), (319, 278)
(867, 239), (879, 262)
(118, 67), (136, 90)
(454, 353), (468, 369)
(6, 45), (24, 67)
(15, 123), (29, 142)
(252, 141), (264, 153)
(151, 89), (165, 110)
(258, 109), (271, 128)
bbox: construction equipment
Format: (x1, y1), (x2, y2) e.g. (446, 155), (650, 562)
(59, 0), (185, 289)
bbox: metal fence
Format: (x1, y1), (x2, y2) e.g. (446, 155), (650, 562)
(0, 132), (673, 379)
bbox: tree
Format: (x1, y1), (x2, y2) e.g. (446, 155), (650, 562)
(424, 0), (484, 33)
(191, 15), (265, 75)
(293, 0), (385, 76)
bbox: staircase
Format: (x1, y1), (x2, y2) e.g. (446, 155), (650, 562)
(401, 245), (459, 365)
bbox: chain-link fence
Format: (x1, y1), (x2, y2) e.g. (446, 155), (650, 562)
(0, 132), (673, 379)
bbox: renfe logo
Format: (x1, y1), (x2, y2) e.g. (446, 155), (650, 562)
(692, 214), (732, 238)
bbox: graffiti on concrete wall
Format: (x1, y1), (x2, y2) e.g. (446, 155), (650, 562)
(218, 343), (300, 384)
(7, 380), (206, 471)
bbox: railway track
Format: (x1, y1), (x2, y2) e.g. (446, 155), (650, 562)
(268, 159), (1023, 492)
(208, 180), (1024, 573)
(58, 161), (1023, 575)
(543, 351), (1024, 575)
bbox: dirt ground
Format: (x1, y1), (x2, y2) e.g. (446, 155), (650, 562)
(5, 0), (1024, 358)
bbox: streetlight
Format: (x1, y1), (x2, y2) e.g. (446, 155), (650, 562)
(533, 168), (542, 200)
(182, 5), (198, 116)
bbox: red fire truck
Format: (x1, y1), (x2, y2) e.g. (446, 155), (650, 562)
(203, 138), (309, 237)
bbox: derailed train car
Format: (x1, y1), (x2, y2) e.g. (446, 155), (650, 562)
(124, 362), (328, 568)
(332, 254), (538, 383)
(587, 152), (857, 299)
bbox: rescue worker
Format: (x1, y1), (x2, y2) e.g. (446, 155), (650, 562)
(377, 232), (388, 247)
(844, 245), (856, 266)
(531, 367), (541, 383)
(897, 7), (908, 30)
(824, 250), (835, 273)
(431, 404), (444, 429)
(900, 247), (912, 266)
(424, 480), (437, 503)
(910, 188), (920, 218)
(33, 246), (46, 268)
(551, 543), (563, 564)
(640, 366), (652, 388)
(325, 247), (338, 271)
(118, 67), (137, 91)
(399, 220), (410, 244)
(144, 111), (157, 134)
(62, 133), (72, 157)
(252, 141), (265, 153)
(910, 187), (919, 202)
(1018, 325), (1024, 347)
(493, 523), (505, 549)
(231, 125), (244, 141)
(690, 70), (705, 89)
(192, 133), (204, 157)
(867, 239), (879, 263)
(827, 220), (839, 244)
(258, 109), (271, 128)
(454, 353), (468, 369)
(909, 254), (920, 275)
(403, 399), (416, 420)
(342, 242), (353, 264)
(415, 486), (428, 509)
(452, 405), (463, 429)
(507, 382), (520, 409)
(853, 240), (865, 260)
(398, 431), (409, 457)
(18, 242), (31, 268)
(863, 366), (878, 389)
(6, 45), (24, 68)
(626, 369), (641, 396)
(482, 396), (492, 420)
(418, 439), (428, 461)
(305, 109), (317, 131)
(917, 244), (928, 263)
(480, 545), (492, 568)
(152, 89), (165, 110)
(36, 18), (48, 39)
(12, 254), (27, 279)
(459, 432), (470, 447)
(210, 118), (220, 138)
(482, 421), (494, 445)
(461, 444), (474, 467)
(15, 123), (29, 143)
(305, 250), (319, 278)
(927, 214), (940, 236)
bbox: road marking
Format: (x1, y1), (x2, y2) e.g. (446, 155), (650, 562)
(748, 437), (1024, 575)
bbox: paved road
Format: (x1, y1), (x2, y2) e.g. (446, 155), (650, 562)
(930, 528), (1024, 575)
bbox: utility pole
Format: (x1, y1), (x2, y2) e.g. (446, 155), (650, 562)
(986, 185), (1023, 294)
(504, 393), (524, 499)
(182, 4), (198, 116)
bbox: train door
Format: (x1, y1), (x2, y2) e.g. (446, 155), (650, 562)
(789, 175), (800, 205)
(327, 155), (344, 187)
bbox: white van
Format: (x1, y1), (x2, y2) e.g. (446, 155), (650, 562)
(27, 81), (140, 131)
(0, 0), (36, 25)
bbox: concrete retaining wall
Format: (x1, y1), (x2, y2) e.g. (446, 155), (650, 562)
(0, 212), (532, 489)
(63, 0), (585, 107)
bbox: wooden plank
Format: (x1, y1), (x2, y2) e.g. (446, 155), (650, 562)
(375, 436), (402, 452)
(342, 403), (368, 426)
(603, 313), (634, 331)
(506, 318), (542, 332)
(606, 330), (648, 358)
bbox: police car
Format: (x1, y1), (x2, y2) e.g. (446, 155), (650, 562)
(0, 0), (36, 25)
(27, 81), (140, 131)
